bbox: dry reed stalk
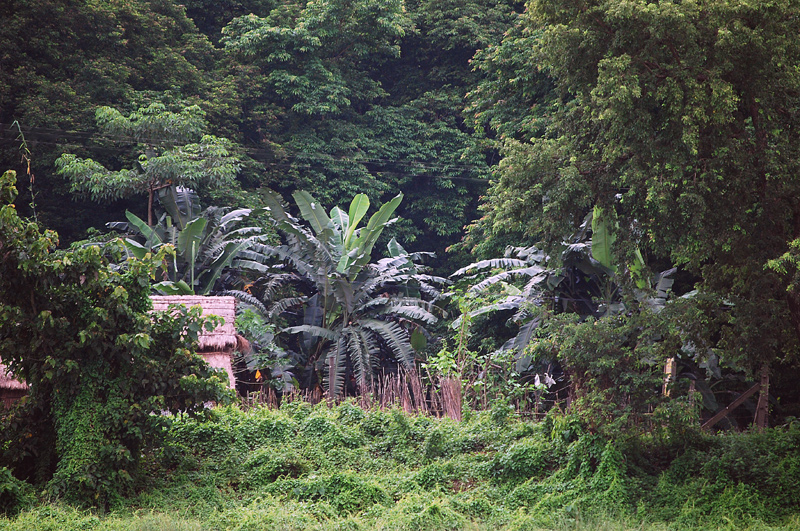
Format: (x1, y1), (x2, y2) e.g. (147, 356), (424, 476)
(358, 383), (373, 410)
(407, 369), (428, 414)
(440, 376), (462, 421)
(399, 371), (414, 414)
(307, 386), (323, 405)
(379, 373), (394, 410)
(423, 365), (442, 417)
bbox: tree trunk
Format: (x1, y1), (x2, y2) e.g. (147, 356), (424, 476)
(148, 186), (154, 227)
(754, 364), (770, 429)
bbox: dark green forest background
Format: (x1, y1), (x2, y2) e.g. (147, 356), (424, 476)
(4, 0), (800, 419)
(0, 0), (519, 266)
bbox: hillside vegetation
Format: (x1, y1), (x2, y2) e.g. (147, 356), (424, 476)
(3, 403), (800, 530)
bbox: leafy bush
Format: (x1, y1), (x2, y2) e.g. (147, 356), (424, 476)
(0, 170), (231, 508)
(3, 403), (800, 530)
(0, 468), (30, 516)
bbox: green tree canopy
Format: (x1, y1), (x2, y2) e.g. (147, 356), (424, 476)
(475, 0), (800, 373)
(56, 103), (241, 226)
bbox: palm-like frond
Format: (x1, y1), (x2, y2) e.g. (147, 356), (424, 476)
(268, 296), (307, 319)
(450, 295), (525, 329)
(219, 289), (269, 316)
(468, 265), (546, 293)
(283, 324), (338, 342)
(361, 319), (415, 370)
(383, 305), (438, 325)
(344, 327), (376, 389)
(450, 258), (530, 278)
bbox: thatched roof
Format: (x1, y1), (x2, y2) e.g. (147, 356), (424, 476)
(1, 297), (238, 394)
(0, 362), (28, 391)
(150, 296), (237, 352)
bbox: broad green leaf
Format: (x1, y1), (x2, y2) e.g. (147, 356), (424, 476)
(125, 210), (161, 245)
(387, 237), (407, 257)
(630, 248), (648, 289)
(361, 319), (414, 369)
(157, 185), (200, 231)
(261, 190), (292, 224)
(293, 190), (331, 235)
(196, 238), (257, 295)
(364, 193), (402, 235)
(123, 238), (150, 260)
(344, 193), (369, 248)
(330, 276), (355, 313)
(153, 280), (194, 295)
(340, 193), (403, 275)
(283, 325), (338, 341)
(177, 217), (207, 259)
(410, 328), (427, 351)
(330, 206), (349, 235)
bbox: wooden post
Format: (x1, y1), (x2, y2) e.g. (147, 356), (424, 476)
(754, 364), (770, 429)
(662, 357), (677, 396)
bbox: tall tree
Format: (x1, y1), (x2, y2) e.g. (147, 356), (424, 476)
(479, 0), (800, 373)
(56, 103), (241, 226)
(221, 0), (520, 263)
(0, 0), (222, 241)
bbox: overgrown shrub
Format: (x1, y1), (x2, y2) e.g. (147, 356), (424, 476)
(0, 467), (30, 516)
(0, 170), (232, 508)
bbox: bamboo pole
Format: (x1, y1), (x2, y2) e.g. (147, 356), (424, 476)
(754, 364), (770, 429)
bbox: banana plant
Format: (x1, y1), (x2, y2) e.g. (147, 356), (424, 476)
(227, 190), (447, 397)
(108, 186), (263, 295)
(451, 211), (674, 373)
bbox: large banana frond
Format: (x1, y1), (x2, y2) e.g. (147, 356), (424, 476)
(330, 276), (355, 313)
(293, 190), (332, 235)
(383, 305), (438, 325)
(468, 265), (546, 293)
(325, 338), (347, 398)
(450, 295), (524, 329)
(219, 208), (253, 230)
(218, 289), (269, 316)
(361, 319), (414, 370)
(450, 257), (529, 278)
(124, 210), (162, 246)
(338, 193), (402, 275)
(344, 327), (375, 389)
(330, 206), (349, 236)
(269, 296), (307, 319)
(344, 194), (369, 248)
(196, 235), (264, 294)
(157, 185), (200, 231)
(283, 325), (337, 342)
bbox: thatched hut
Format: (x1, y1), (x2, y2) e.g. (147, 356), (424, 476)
(0, 362), (28, 409)
(150, 296), (238, 389)
(0, 296), (238, 405)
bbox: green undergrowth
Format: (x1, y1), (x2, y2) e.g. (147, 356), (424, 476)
(1, 402), (799, 530)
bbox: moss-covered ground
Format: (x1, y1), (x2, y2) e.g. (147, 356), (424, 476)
(2, 402), (799, 530)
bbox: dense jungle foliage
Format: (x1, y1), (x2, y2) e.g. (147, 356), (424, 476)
(2, 0), (800, 527)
